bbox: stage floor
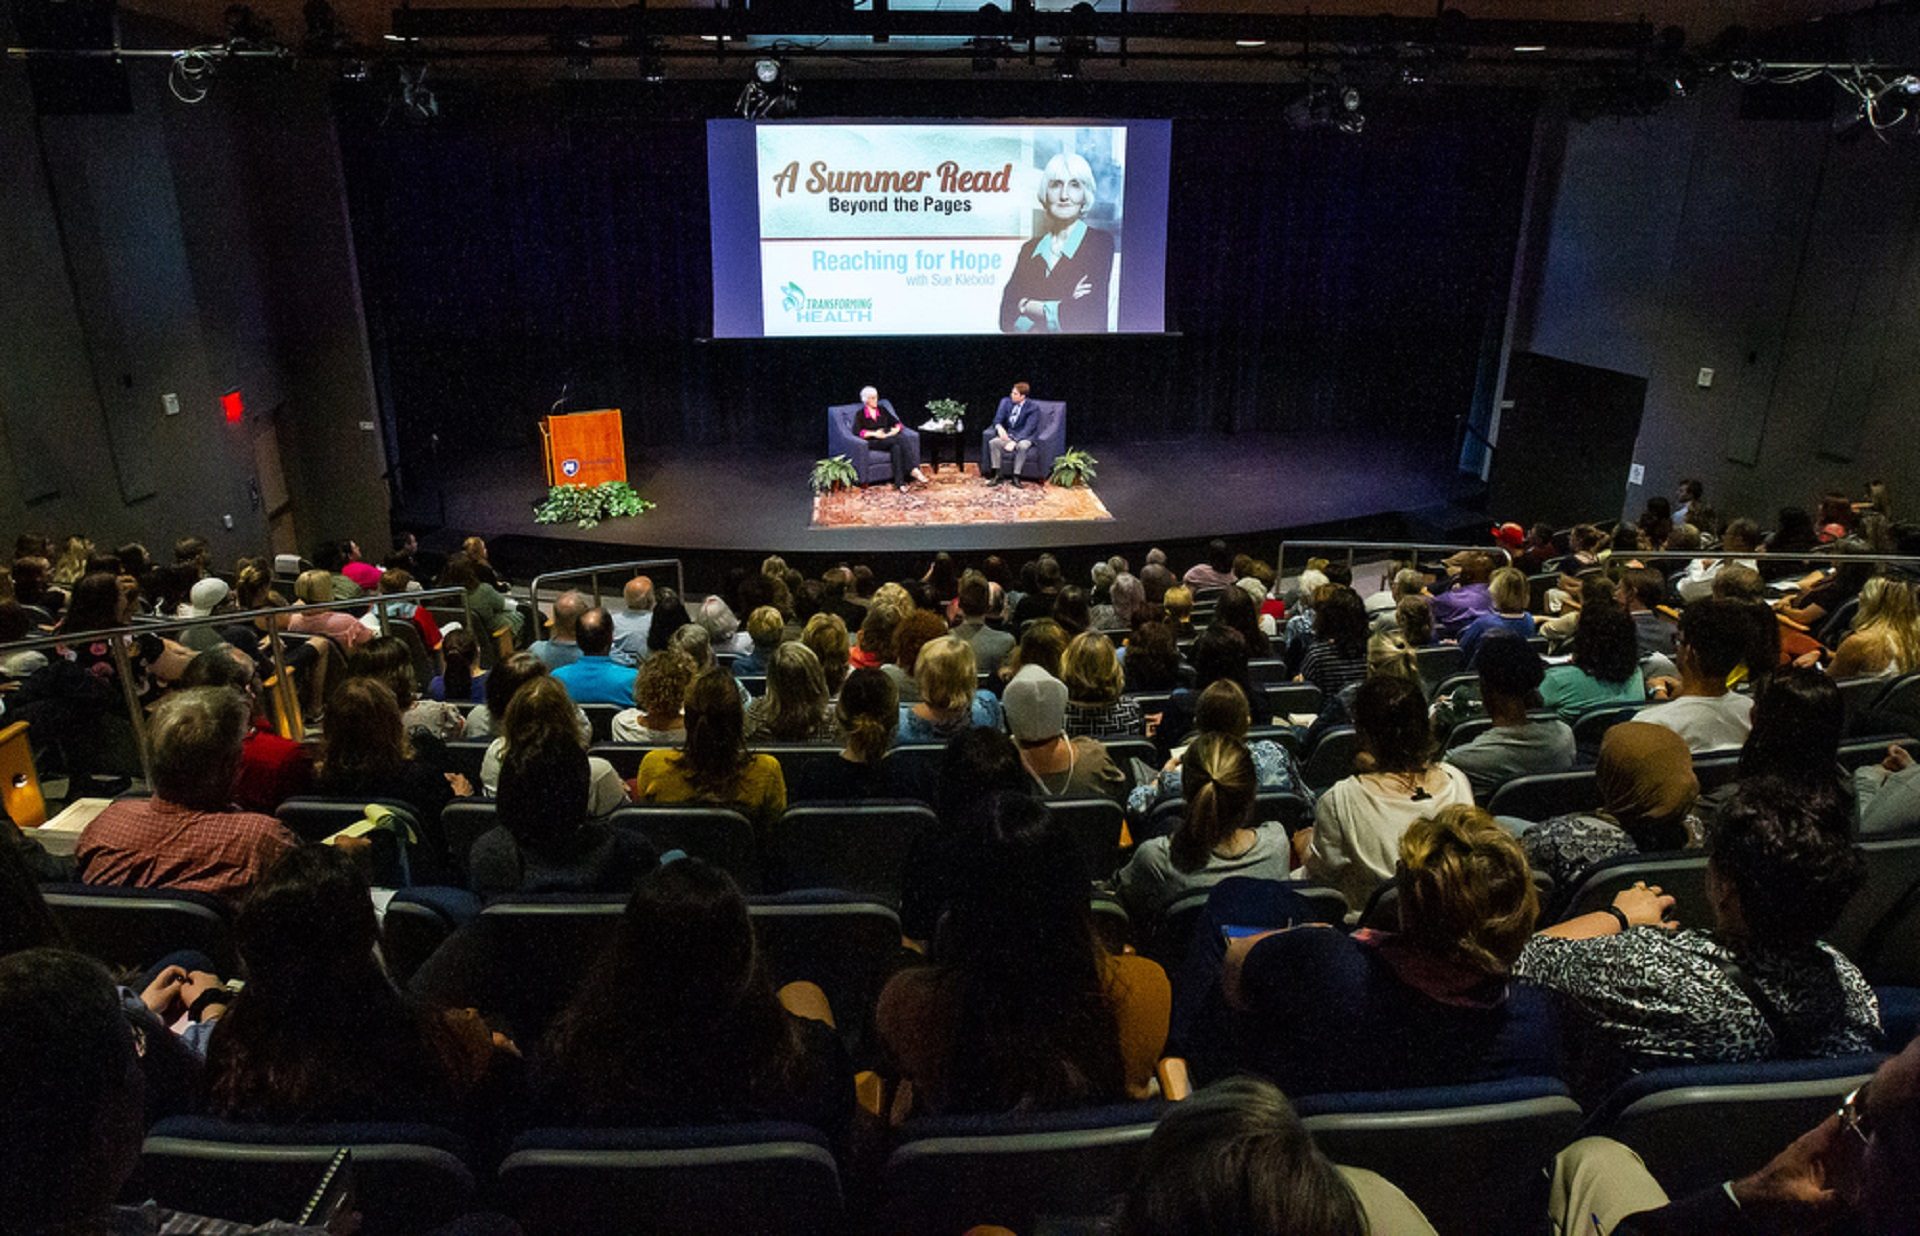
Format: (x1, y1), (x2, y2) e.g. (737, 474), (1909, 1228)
(432, 429), (1467, 560)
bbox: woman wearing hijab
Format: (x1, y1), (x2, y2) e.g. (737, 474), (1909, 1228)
(1518, 722), (1701, 910)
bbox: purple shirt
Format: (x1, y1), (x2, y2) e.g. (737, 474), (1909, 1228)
(1427, 582), (1493, 640)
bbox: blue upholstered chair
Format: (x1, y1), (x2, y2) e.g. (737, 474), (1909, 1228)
(978, 398), (1067, 481)
(1583, 1054), (1884, 1197)
(879, 1100), (1165, 1235)
(826, 401), (921, 486)
(40, 882), (237, 974)
(140, 1117), (477, 1236)
(1295, 1077), (1583, 1236)
(499, 1122), (843, 1236)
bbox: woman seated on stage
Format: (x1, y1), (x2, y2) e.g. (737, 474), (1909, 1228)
(853, 385), (928, 492)
(634, 668), (787, 832)
(899, 635), (1005, 742)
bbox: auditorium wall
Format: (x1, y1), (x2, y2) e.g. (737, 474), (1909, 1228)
(1511, 84), (1920, 527)
(0, 21), (388, 562)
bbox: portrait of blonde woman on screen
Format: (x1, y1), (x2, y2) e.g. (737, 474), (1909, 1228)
(998, 151), (1118, 335)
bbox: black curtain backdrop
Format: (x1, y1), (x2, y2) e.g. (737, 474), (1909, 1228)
(336, 80), (1537, 490)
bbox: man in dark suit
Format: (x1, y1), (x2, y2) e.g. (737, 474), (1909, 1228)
(987, 382), (1038, 487)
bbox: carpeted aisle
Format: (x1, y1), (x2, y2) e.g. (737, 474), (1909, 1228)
(810, 463), (1113, 530)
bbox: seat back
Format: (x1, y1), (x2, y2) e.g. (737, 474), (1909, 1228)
(499, 1124), (841, 1236)
(140, 1117), (476, 1236)
(1142, 883), (1345, 970)
(1863, 672), (1920, 740)
(1587, 1055), (1884, 1198)
(1301, 726), (1359, 791)
(610, 805), (760, 891)
(441, 737), (492, 785)
(1561, 850), (1712, 928)
(1414, 644), (1463, 690)
(0, 720), (47, 827)
(1486, 769), (1600, 823)
(772, 801), (936, 903)
(439, 799), (499, 882)
(41, 883), (237, 973)
(1100, 737), (1159, 790)
(758, 745), (876, 803)
(1829, 835), (1920, 983)
(1043, 796), (1126, 882)
(880, 1102), (1164, 1235)
(580, 703), (621, 743)
(1297, 1078), (1583, 1236)
(1571, 704), (1644, 755)
(381, 887), (479, 985)
(750, 893), (902, 1048)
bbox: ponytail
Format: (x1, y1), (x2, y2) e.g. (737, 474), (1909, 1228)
(1169, 733), (1257, 873)
(835, 667), (899, 766)
(845, 713), (891, 764)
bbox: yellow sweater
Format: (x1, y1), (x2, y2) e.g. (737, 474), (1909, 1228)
(633, 749), (787, 832)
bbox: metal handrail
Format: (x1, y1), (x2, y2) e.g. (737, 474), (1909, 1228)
(0, 587), (474, 786)
(528, 558), (685, 621)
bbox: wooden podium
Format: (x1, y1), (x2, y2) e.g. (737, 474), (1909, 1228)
(540, 409), (627, 487)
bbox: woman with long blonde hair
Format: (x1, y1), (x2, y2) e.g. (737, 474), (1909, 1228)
(1830, 575), (1920, 678)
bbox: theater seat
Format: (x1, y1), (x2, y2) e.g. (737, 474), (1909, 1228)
(1295, 1077), (1582, 1236)
(1141, 883), (1347, 970)
(879, 1100), (1165, 1235)
(1486, 769), (1600, 823)
(609, 805), (760, 892)
(140, 1117), (477, 1236)
(499, 1123), (842, 1236)
(382, 886), (480, 984)
(772, 801), (937, 904)
(1828, 835), (1920, 984)
(1559, 850), (1712, 928)
(1042, 796), (1126, 883)
(41, 883), (237, 973)
(1301, 726), (1359, 791)
(1583, 1054), (1884, 1198)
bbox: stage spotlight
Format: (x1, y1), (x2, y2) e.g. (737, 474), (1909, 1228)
(755, 57), (783, 85)
(737, 60), (798, 119)
(393, 61), (438, 121)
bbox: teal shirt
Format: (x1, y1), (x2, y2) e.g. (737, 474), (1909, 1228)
(1538, 664), (1646, 723)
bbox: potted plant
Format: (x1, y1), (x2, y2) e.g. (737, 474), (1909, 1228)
(810, 455), (860, 495)
(922, 398), (967, 433)
(533, 481), (655, 530)
(1049, 447), (1099, 488)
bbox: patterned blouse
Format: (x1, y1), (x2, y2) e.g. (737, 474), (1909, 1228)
(1515, 928), (1881, 1095)
(742, 698), (841, 743)
(1127, 739), (1310, 818)
(1065, 697), (1145, 739)
(1521, 812), (1704, 901)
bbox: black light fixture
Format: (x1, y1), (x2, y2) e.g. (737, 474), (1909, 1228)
(738, 58), (797, 119)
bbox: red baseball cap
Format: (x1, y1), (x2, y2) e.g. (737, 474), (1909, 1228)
(1491, 522), (1526, 549)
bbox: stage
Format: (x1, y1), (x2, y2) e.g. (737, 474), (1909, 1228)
(425, 429), (1481, 578)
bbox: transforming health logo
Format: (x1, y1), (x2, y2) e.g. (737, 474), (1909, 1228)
(778, 280), (874, 325)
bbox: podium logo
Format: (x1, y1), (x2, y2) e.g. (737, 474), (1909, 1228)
(561, 459), (580, 478)
(778, 280), (874, 325)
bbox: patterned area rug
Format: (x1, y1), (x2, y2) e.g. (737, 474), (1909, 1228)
(811, 463), (1113, 530)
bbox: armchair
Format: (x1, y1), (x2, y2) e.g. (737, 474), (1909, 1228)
(827, 401), (922, 487)
(979, 399), (1066, 481)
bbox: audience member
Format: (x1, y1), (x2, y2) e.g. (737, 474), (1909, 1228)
(786, 667), (930, 802)
(1116, 732), (1292, 923)
(465, 650), (568, 740)
(1516, 778), (1879, 1099)
(899, 635), (1004, 742)
(1062, 630), (1145, 738)
(285, 568), (373, 653)
(1640, 597), (1756, 752)
(1183, 539), (1236, 591)
(1186, 806), (1555, 1096)
(611, 573), (655, 663)
(480, 676), (627, 815)
(1538, 592), (1648, 721)
(1005, 664), (1128, 803)
(1444, 635), (1574, 799)
(612, 647), (697, 744)
(176, 647), (313, 813)
(430, 626), (487, 704)
(1159, 626), (1273, 755)
(885, 607), (948, 705)
(877, 792), (1168, 1115)
(1211, 587), (1272, 658)
(1457, 567), (1537, 667)
(1129, 680), (1308, 819)
(1520, 722), (1701, 903)
(1830, 575), (1920, 679)
(348, 632), (466, 742)
(468, 738), (656, 897)
(1297, 586), (1371, 697)
(1616, 567), (1678, 658)
(733, 604), (784, 676)
(743, 641), (839, 742)
(76, 688), (299, 905)
(55, 571), (193, 704)
(528, 589), (588, 669)
(850, 599), (902, 671)
(950, 571), (1014, 676)
(643, 589), (692, 657)
(1296, 676), (1475, 908)
(1856, 741), (1920, 836)
(633, 668), (786, 831)
(535, 857), (853, 1135)
(316, 677), (466, 875)
(1052, 584), (1094, 637)
(1427, 552), (1497, 640)
(203, 846), (506, 1126)
(1122, 620), (1184, 693)
(551, 607), (639, 706)
(1395, 593), (1436, 648)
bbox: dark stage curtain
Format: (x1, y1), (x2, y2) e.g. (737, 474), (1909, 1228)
(336, 83), (1536, 489)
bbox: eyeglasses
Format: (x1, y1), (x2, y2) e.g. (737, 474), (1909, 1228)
(1839, 1082), (1875, 1147)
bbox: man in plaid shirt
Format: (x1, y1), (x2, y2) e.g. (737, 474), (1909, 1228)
(77, 688), (299, 906)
